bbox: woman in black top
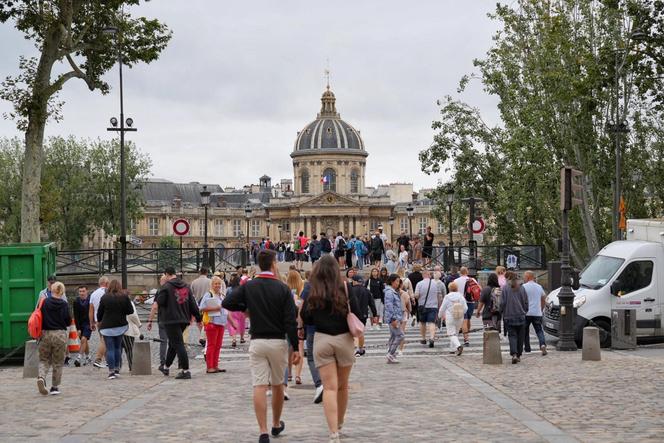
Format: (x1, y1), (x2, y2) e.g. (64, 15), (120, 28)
(367, 267), (385, 328)
(97, 280), (133, 379)
(300, 255), (362, 442)
(476, 273), (501, 332)
(37, 282), (71, 395)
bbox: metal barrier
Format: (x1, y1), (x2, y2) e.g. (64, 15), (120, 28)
(56, 247), (249, 276)
(430, 244), (546, 270)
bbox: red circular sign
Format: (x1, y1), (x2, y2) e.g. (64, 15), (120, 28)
(172, 219), (190, 236)
(472, 218), (486, 234)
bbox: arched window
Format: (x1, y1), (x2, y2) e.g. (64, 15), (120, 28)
(350, 169), (359, 194)
(322, 168), (336, 192)
(301, 169), (310, 194)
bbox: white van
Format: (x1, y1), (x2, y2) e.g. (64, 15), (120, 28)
(544, 219), (664, 347)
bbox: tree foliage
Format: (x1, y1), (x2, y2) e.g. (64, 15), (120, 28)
(0, 136), (151, 249)
(0, 1), (171, 242)
(420, 0), (664, 266)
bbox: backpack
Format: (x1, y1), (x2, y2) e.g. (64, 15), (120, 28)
(336, 237), (346, 252)
(452, 301), (464, 320)
(371, 236), (383, 252)
(293, 238), (301, 251)
(465, 278), (481, 302)
(490, 287), (502, 314)
(28, 298), (45, 339)
(360, 242), (368, 256)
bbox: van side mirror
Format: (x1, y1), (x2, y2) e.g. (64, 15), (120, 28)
(610, 280), (622, 296)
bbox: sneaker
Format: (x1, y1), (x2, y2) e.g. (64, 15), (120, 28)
(386, 354), (398, 364)
(419, 339), (427, 345)
(63, 357), (70, 367)
(114, 370), (120, 377)
(284, 388), (290, 401)
(49, 386), (60, 395)
(541, 345), (548, 356)
(456, 346), (463, 356)
(428, 340), (434, 348)
(271, 420), (285, 437)
(267, 389), (272, 397)
(463, 341), (470, 347)
(93, 360), (106, 369)
(37, 377), (48, 395)
(108, 373), (116, 380)
(74, 358), (81, 367)
(359, 348), (366, 356)
(512, 356), (518, 364)
(259, 433), (270, 443)
(354, 348), (361, 357)
(396, 350), (403, 357)
(313, 385), (324, 404)
(329, 432), (341, 443)
(158, 365), (169, 376)
(175, 370), (192, 380)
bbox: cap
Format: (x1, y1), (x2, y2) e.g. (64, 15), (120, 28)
(47, 275), (57, 283)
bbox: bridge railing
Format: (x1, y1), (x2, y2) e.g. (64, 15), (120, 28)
(430, 244), (546, 270)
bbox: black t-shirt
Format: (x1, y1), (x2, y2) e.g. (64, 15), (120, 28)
(479, 286), (493, 320)
(423, 232), (434, 249)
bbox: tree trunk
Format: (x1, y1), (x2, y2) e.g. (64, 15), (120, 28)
(20, 27), (62, 243)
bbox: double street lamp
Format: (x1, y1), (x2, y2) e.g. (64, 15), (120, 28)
(200, 185), (211, 269)
(244, 202), (252, 242)
(105, 25), (136, 290)
(446, 189), (455, 271)
(406, 203), (414, 239)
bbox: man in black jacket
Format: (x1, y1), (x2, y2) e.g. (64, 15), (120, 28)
(223, 249), (300, 443)
(349, 275), (377, 356)
(156, 267), (201, 380)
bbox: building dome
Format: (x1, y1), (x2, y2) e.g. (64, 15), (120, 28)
(293, 87), (366, 154)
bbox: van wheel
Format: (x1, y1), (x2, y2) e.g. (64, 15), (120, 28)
(592, 318), (612, 348)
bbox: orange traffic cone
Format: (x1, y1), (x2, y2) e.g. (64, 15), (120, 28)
(67, 320), (80, 353)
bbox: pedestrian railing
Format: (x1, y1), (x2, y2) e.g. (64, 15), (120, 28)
(56, 247), (249, 276)
(430, 244), (546, 270)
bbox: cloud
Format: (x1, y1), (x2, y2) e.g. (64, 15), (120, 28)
(0, 0), (501, 190)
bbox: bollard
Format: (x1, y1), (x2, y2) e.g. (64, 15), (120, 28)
(483, 330), (502, 364)
(582, 327), (601, 361)
(23, 340), (39, 378)
(131, 341), (152, 375)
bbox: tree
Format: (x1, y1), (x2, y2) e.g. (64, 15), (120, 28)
(0, 138), (23, 243)
(420, 0), (664, 265)
(157, 235), (179, 271)
(0, 1), (171, 243)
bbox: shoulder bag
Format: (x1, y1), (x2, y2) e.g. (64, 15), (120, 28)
(344, 284), (364, 337)
(417, 279), (433, 318)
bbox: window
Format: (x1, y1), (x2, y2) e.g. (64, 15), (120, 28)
(232, 219), (242, 237)
(350, 169), (359, 194)
(400, 218), (408, 233)
(198, 219), (206, 237)
(129, 220), (137, 236)
(251, 219), (260, 237)
(301, 169), (310, 194)
(322, 168), (336, 192)
(615, 261), (654, 295)
(437, 221), (445, 235)
(580, 255), (624, 289)
(148, 217), (159, 236)
(214, 219), (224, 237)
(370, 219), (379, 231)
(282, 221), (291, 233)
(418, 217), (428, 235)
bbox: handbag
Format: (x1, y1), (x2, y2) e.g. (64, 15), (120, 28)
(417, 279), (433, 318)
(344, 284), (364, 338)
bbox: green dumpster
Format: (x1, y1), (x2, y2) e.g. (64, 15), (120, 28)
(0, 243), (57, 361)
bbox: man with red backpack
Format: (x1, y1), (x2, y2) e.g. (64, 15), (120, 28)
(294, 231), (309, 271)
(454, 267), (481, 347)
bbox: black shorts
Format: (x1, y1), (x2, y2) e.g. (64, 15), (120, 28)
(79, 324), (92, 339)
(371, 252), (382, 262)
(422, 248), (433, 258)
(296, 252), (307, 261)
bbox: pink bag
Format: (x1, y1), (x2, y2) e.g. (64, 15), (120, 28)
(344, 284), (364, 338)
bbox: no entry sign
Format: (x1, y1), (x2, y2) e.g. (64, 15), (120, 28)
(472, 218), (486, 234)
(172, 219), (190, 236)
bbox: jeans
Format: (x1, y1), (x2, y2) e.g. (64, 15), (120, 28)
(374, 298), (384, 322)
(306, 331), (321, 388)
(356, 255), (364, 270)
(277, 251), (284, 262)
(387, 325), (405, 356)
(158, 322), (168, 365)
(103, 334), (123, 371)
(524, 315), (546, 352)
(505, 317), (526, 357)
(165, 323), (189, 370)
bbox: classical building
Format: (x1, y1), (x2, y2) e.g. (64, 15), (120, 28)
(129, 86), (447, 249)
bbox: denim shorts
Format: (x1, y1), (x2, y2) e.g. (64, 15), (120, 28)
(420, 307), (438, 324)
(79, 324), (92, 339)
(464, 302), (475, 320)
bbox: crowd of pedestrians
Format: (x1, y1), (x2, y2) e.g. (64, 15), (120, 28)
(31, 226), (550, 442)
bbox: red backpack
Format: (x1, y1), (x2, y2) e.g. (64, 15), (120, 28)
(465, 278), (482, 302)
(28, 298), (45, 339)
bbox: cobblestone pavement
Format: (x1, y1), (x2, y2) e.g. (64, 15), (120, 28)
(2, 319), (664, 442)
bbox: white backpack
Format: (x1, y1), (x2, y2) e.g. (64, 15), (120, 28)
(452, 301), (464, 320)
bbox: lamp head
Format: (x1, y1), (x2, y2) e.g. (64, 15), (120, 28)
(125, 117), (134, 128)
(110, 117), (118, 127)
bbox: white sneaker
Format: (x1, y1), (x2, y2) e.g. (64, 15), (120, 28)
(266, 389), (272, 397)
(313, 385), (324, 404)
(329, 432), (341, 443)
(284, 388), (290, 401)
(396, 350), (403, 357)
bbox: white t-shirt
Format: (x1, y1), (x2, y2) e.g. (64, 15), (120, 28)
(89, 287), (106, 322)
(453, 276), (469, 297)
(523, 281), (546, 316)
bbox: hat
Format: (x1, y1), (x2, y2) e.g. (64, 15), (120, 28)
(214, 271), (222, 276)
(47, 275), (57, 283)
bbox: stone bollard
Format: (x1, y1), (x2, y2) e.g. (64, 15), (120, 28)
(483, 330), (502, 364)
(131, 341), (152, 375)
(23, 340), (39, 378)
(582, 327), (601, 361)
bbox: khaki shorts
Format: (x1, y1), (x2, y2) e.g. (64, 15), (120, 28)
(313, 332), (355, 368)
(248, 339), (288, 386)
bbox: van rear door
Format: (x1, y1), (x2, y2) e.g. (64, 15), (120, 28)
(611, 259), (659, 336)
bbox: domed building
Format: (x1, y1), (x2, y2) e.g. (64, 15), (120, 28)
(131, 86), (440, 252)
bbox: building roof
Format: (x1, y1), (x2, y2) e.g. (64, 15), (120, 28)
(142, 179), (269, 208)
(292, 87), (366, 155)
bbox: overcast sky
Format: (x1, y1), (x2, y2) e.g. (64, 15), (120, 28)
(0, 0), (501, 191)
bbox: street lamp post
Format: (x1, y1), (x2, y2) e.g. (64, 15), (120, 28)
(244, 202), (252, 264)
(105, 26), (136, 290)
(446, 189), (455, 271)
(266, 218), (271, 239)
(388, 216), (394, 244)
(406, 204), (414, 240)
(461, 197), (483, 277)
(200, 185), (211, 269)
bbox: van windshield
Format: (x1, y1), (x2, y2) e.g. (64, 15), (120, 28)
(579, 255), (624, 289)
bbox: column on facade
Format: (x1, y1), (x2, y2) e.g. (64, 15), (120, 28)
(338, 217), (344, 235)
(352, 216), (356, 235)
